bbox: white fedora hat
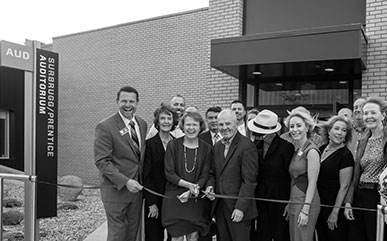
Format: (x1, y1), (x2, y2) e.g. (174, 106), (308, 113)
(247, 109), (281, 134)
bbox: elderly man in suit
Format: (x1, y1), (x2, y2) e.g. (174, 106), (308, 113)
(199, 106), (222, 145)
(206, 109), (258, 241)
(94, 86), (147, 241)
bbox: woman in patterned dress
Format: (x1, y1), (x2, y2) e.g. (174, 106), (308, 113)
(344, 96), (387, 241)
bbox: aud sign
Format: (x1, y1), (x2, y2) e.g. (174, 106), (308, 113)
(0, 40), (33, 71)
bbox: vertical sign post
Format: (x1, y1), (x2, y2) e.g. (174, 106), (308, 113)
(35, 48), (58, 218)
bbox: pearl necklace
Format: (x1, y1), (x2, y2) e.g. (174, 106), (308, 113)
(184, 146), (198, 173)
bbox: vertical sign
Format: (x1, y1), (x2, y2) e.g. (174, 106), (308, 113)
(35, 48), (58, 218)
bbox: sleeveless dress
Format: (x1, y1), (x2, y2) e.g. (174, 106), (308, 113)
(288, 140), (320, 241)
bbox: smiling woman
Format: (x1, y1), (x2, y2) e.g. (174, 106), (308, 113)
(316, 116), (354, 241)
(284, 109), (320, 241)
(344, 97), (387, 241)
(162, 111), (212, 241)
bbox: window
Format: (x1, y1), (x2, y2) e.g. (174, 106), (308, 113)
(0, 110), (9, 159)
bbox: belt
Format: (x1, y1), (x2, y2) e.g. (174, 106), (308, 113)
(358, 182), (379, 190)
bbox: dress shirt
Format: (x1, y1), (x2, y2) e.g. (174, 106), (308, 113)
(222, 133), (237, 158)
(237, 122), (246, 136)
(118, 111), (142, 150)
(210, 131), (222, 145)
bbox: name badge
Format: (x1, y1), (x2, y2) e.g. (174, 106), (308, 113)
(119, 127), (129, 136)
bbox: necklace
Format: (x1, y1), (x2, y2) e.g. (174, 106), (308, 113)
(184, 146), (198, 173)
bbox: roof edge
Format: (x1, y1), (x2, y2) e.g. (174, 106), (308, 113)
(53, 7), (208, 40)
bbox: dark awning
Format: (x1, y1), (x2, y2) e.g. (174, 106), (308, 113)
(211, 23), (367, 78)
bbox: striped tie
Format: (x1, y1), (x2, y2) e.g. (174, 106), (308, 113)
(129, 121), (140, 156)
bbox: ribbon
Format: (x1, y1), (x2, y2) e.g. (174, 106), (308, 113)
(36, 180), (377, 213)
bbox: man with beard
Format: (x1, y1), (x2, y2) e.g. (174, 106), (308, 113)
(199, 106), (222, 145)
(231, 100), (247, 136)
(146, 95), (186, 139)
(94, 86), (147, 241)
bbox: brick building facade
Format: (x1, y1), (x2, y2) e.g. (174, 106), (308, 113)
(52, 0), (386, 183)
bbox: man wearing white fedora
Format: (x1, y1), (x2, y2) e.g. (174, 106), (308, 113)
(247, 109), (294, 241)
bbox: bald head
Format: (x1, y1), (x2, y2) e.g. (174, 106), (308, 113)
(338, 108), (352, 121)
(218, 109), (237, 140)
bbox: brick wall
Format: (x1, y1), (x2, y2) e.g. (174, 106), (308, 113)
(362, 0), (387, 98)
(206, 0), (244, 109)
(52, 8), (209, 184)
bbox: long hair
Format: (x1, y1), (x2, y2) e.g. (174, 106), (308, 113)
(318, 115), (352, 145)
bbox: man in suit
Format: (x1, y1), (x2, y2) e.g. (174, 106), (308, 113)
(206, 109), (258, 241)
(247, 109), (294, 241)
(94, 86), (147, 241)
(199, 106), (222, 145)
(230, 100), (247, 136)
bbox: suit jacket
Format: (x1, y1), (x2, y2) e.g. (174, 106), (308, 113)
(199, 130), (213, 146)
(94, 112), (147, 203)
(256, 134), (294, 200)
(208, 132), (258, 220)
(143, 133), (170, 207)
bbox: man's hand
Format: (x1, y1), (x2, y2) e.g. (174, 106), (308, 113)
(125, 179), (143, 193)
(204, 186), (215, 201)
(231, 209), (244, 222)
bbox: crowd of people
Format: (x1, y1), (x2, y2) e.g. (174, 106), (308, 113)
(94, 85), (387, 241)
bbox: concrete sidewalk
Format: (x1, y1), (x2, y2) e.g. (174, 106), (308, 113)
(83, 221), (107, 241)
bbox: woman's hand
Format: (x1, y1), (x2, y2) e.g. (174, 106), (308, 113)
(189, 183), (200, 197)
(327, 211), (338, 230)
(148, 204), (159, 218)
(297, 210), (309, 227)
(344, 202), (355, 220)
(177, 190), (191, 203)
(283, 204), (290, 221)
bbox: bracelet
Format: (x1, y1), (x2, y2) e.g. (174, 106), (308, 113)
(300, 210), (309, 216)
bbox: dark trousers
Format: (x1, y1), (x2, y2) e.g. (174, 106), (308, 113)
(347, 188), (386, 241)
(144, 203), (171, 241)
(103, 192), (142, 241)
(255, 201), (290, 241)
(199, 198), (215, 241)
(215, 200), (251, 241)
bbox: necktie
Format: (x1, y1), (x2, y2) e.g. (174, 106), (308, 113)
(222, 138), (230, 158)
(213, 133), (220, 145)
(129, 121), (140, 156)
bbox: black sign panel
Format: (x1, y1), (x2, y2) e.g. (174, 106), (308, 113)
(35, 48), (58, 218)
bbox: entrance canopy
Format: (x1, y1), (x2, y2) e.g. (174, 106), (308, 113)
(211, 23), (367, 79)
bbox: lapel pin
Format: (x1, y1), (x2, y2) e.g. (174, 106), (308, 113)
(119, 127), (129, 136)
